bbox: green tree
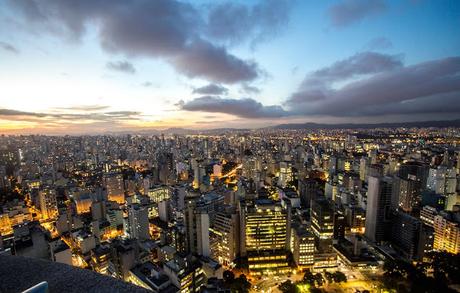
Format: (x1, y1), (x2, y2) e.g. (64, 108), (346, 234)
(278, 280), (297, 293)
(382, 253), (460, 293)
(332, 271), (347, 283)
(428, 251), (460, 285)
(223, 270), (235, 283)
(303, 269), (316, 286)
(324, 271), (333, 283)
(229, 274), (251, 293)
(314, 273), (324, 287)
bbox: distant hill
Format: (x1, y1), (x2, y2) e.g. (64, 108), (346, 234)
(271, 119), (460, 130)
(102, 119), (460, 136)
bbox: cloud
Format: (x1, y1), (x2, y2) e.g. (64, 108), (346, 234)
(106, 60), (136, 74)
(286, 55), (460, 116)
(170, 39), (259, 83)
(328, 0), (386, 27)
(104, 111), (141, 116)
(54, 105), (109, 111)
(181, 54), (460, 119)
(206, 0), (292, 45)
(0, 109), (46, 117)
(365, 37), (393, 50)
(0, 108), (142, 122)
(240, 84), (261, 94)
(7, 0), (281, 84)
(180, 96), (289, 118)
(0, 41), (19, 54)
(192, 84), (228, 95)
(291, 52), (403, 104)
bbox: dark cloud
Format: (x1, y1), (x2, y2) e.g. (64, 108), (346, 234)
(173, 53), (460, 120)
(365, 37), (393, 50)
(170, 40), (259, 83)
(104, 111), (141, 116)
(0, 109), (46, 117)
(8, 0), (280, 84)
(290, 52), (402, 104)
(142, 82), (153, 87)
(192, 84), (228, 95)
(106, 60), (136, 74)
(181, 96), (289, 118)
(328, 0), (386, 27)
(0, 108), (142, 122)
(286, 56), (460, 116)
(206, 0), (292, 45)
(240, 84), (261, 95)
(0, 41), (19, 54)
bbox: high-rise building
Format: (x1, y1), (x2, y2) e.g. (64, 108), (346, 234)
(359, 157), (368, 181)
(90, 244), (112, 275)
(398, 161), (429, 190)
(420, 205), (438, 227)
(105, 174), (125, 204)
(240, 199), (289, 275)
(50, 240), (72, 265)
(392, 177), (420, 213)
(147, 186), (171, 203)
(127, 262), (172, 292)
(278, 161), (292, 188)
(311, 197), (334, 253)
(391, 210), (423, 260)
(163, 254), (206, 292)
(426, 166), (457, 197)
(39, 188), (58, 220)
(298, 178), (321, 208)
(108, 239), (137, 281)
(127, 204), (150, 241)
(291, 226), (315, 268)
(433, 212), (460, 254)
(209, 207), (239, 268)
(185, 195), (210, 257)
(365, 176), (393, 243)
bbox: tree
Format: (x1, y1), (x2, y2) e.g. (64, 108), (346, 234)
(382, 254), (460, 293)
(223, 271), (251, 293)
(303, 269), (316, 286)
(314, 273), (324, 287)
(223, 270), (235, 283)
(428, 251), (460, 285)
(278, 280), (297, 293)
(332, 271), (347, 283)
(230, 274), (251, 293)
(324, 271), (333, 283)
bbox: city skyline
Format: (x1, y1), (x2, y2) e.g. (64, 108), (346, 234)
(1, 0), (460, 134)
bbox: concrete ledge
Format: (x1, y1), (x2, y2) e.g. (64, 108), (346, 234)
(0, 255), (150, 293)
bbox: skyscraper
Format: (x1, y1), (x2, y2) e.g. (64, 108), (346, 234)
(39, 188), (58, 220)
(241, 199), (289, 275)
(311, 197), (334, 253)
(127, 204), (149, 241)
(185, 195), (210, 257)
(365, 176), (393, 243)
(433, 212), (460, 254)
(209, 207), (239, 268)
(105, 174), (125, 204)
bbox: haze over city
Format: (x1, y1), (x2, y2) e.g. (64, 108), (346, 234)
(0, 0), (459, 134)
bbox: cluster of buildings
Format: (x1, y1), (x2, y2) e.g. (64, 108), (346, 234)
(0, 127), (459, 291)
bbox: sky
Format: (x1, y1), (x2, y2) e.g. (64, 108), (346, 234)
(0, 0), (459, 134)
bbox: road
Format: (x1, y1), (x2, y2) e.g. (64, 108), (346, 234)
(249, 261), (383, 293)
